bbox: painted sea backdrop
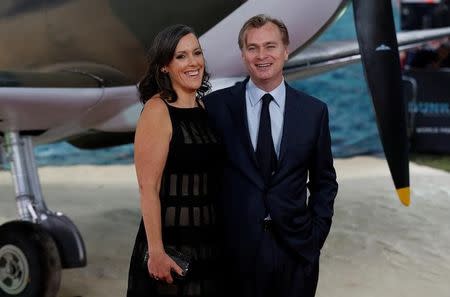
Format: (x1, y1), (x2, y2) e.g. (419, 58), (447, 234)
(33, 4), (402, 166)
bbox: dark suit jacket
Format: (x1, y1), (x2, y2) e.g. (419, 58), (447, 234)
(204, 78), (338, 275)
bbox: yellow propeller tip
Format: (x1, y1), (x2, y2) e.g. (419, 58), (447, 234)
(396, 187), (410, 206)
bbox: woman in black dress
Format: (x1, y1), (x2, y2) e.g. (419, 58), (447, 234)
(127, 25), (222, 296)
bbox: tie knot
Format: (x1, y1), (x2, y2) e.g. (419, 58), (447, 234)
(261, 93), (273, 106)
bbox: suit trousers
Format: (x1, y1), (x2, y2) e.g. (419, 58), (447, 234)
(233, 229), (319, 297)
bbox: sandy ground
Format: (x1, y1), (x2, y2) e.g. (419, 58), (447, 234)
(1, 156), (449, 297)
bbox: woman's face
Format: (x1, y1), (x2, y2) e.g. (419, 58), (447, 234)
(165, 33), (205, 96)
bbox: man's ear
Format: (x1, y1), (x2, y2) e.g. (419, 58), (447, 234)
(284, 47), (289, 61)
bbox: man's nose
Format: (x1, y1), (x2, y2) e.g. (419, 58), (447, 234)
(256, 48), (267, 59)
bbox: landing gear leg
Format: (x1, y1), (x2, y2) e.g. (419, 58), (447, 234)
(0, 132), (86, 297)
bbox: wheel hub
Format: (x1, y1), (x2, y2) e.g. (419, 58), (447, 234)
(0, 244), (29, 294)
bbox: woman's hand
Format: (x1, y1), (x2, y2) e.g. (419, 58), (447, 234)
(147, 250), (184, 284)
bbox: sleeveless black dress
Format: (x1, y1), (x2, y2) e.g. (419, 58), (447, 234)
(127, 102), (223, 297)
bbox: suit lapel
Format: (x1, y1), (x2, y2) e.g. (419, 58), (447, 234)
(278, 83), (303, 166)
(226, 79), (264, 189)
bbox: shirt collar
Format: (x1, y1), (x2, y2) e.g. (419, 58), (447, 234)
(247, 78), (286, 108)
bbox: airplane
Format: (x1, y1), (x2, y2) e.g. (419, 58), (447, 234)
(1, 0), (450, 296)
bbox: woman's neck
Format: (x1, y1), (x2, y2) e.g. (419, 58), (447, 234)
(172, 90), (197, 108)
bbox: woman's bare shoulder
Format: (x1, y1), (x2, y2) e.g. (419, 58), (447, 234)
(137, 95), (170, 130)
(142, 95), (167, 113)
(140, 95), (170, 120)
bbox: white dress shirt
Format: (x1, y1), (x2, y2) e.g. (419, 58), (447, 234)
(245, 79), (286, 157)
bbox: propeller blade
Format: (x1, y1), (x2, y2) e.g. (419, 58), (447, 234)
(353, 0), (410, 206)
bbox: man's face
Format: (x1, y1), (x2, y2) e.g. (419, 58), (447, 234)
(241, 22), (288, 91)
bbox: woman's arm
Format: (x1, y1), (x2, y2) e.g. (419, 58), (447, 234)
(134, 96), (183, 283)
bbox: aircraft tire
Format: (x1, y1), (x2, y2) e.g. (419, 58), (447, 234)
(0, 222), (61, 297)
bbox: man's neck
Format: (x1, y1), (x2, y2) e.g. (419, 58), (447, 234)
(250, 76), (284, 93)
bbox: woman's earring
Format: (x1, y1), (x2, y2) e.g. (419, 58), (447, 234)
(161, 67), (168, 73)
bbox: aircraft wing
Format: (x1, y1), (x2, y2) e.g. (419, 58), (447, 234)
(1, 26), (450, 147)
(0, 68), (140, 146)
(1, 27), (450, 147)
(284, 26), (450, 80)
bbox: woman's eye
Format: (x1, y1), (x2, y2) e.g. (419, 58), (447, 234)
(175, 55), (185, 59)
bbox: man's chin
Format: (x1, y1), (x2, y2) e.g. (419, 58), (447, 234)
(251, 73), (273, 82)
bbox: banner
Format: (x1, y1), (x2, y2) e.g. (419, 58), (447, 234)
(404, 69), (450, 153)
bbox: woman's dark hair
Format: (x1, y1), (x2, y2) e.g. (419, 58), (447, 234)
(138, 24), (211, 104)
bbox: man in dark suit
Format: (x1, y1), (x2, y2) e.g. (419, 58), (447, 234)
(204, 14), (338, 297)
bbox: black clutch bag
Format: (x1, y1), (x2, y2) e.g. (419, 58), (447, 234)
(142, 246), (192, 280)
